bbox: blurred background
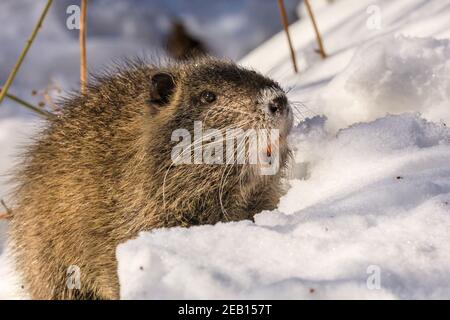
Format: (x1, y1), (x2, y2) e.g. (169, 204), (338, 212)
(0, 0), (305, 117)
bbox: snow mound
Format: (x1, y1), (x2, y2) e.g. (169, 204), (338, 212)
(320, 36), (450, 132)
(118, 22), (450, 299)
(118, 113), (450, 299)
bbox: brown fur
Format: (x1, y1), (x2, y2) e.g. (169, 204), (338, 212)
(8, 57), (292, 300)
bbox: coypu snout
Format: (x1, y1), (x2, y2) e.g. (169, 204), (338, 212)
(256, 86), (293, 139)
(268, 96), (288, 116)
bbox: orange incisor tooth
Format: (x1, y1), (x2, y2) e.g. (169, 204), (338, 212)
(266, 144), (272, 157)
(266, 137), (282, 158)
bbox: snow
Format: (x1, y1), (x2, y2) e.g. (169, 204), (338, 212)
(117, 0), (450, 299)
(118, 113), (450, 299)
(319, 36), (450, 132)
(0, 227), (23, 300)
(2, 0), (450, 299)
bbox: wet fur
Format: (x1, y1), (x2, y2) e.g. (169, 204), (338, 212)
(9, 57), (292, 299)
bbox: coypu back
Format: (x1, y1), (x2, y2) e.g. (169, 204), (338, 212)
(9, 57), (293, 299)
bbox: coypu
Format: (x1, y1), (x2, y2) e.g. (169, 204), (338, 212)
(9, 57), (293, 300)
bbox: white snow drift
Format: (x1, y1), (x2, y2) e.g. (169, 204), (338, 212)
(117, 0), (450, 299)
(118, 112), (450, 299)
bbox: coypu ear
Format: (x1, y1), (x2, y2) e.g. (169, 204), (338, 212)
(149, 72), (176, 112)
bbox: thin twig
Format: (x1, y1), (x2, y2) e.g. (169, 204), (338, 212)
(277, 0), (298, 73)
(304, 0), (327, 59)
(80, 0), (88, 94)
(0, 0), (53, 105)
(1, 89), (54, 118)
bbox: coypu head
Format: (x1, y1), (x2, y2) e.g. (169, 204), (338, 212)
(142, 57), (293, 224)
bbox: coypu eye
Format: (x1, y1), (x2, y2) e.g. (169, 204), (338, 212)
(200, 91), (216, 104)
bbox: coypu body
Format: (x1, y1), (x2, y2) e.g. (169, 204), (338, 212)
(9, 57), (293, 299)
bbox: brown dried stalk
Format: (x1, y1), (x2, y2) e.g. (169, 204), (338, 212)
(277, 0), (298, 73)
(0, 0), (53, 105)
(304, 0), (327, 59)
(1, 87), (54, 118)
(80, 0), (88, 93)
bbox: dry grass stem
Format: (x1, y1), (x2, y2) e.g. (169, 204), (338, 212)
(277, 0), (298, 73)
(305, 0), (327, 59)
(0, 0), (53, 105)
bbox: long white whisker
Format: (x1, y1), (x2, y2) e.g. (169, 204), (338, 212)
(218, 137), (246, 221)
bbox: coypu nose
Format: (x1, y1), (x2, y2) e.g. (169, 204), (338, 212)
(268, 96), (288, 116)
